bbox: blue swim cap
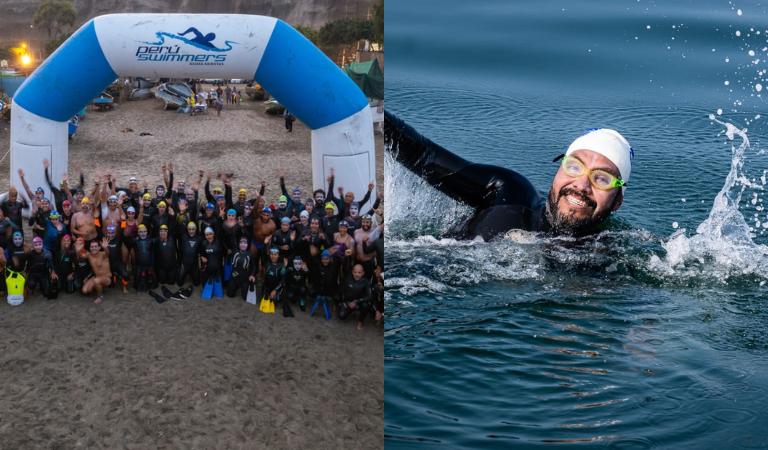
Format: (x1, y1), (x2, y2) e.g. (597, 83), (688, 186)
(281, 217), (290, 224)
(206, 203), (214, 210)
(49, 211), (60, 219)
(321, 250), (331, 258)
(227, 209), (236, 215)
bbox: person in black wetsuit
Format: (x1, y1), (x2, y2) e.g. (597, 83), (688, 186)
(339, 263), (373, 331)
(178, 222), (203, 286)
(155, 225), (177, 285)
(105, 225), (130, 294)
(309, 249), (342, 309)
(384, 111), (634, 239)
(25, 236), (58, 298)
(1, 188), (28, 237)
(133, 224), (156, 291)
(262, 248), (285, 303)
(6, 232), (27, 274)
(199, 227), (224, 287)
(198, 203), (219, 237)
(283, 256), (309, 311)
(54, 234), (76, 294)
(321, 202), (340, 237)
(271, 217), (295, 261)
(298, 217), (330, 266)
(227, 237), (256, 299)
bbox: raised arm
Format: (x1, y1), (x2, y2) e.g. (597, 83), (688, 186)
(17, 169), (36, 201)
(278, 168), (289, 197)
(384, 111), (542, 211)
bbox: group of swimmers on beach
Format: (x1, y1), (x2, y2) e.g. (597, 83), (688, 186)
(0, 161), (384, 330)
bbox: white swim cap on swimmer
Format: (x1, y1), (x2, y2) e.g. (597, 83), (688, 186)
(566, 128), (634, 193)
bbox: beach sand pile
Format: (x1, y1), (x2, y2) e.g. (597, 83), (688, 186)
(0, 85), (384, 449)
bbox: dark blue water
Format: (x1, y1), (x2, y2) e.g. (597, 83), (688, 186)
(385, 1), (768, 448)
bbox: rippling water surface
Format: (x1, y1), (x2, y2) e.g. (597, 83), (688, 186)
(385, 0), (768, 448)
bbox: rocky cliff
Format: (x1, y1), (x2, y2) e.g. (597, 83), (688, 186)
(0, 0), (375, 51)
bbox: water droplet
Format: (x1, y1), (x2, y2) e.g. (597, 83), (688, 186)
(672, 222), (679, 229)
(756, 84), (763, 92)
(725, 81), (730, 86)
(737, 30), (742, 36)
(749, 50), (756, 56)
(738, 9), (743, 15)
(718, 108), (723, 115)
(647, 25), (651, 29)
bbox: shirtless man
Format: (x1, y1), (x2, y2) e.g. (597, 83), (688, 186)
(251, 206), (276, 270)
(71, 177), (102, 244)
(101, 194), (122, 235)
(353, 214), (377, 281)
(83, 237), (112, 303)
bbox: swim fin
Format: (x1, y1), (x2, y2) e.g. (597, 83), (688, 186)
(212, 274), (223, 298)
(268, 299), (275, 314)
(149, 290), (167, 304)
(283, 301), (294, 317)
(161, 285), (174, 299)
(201, 278), (213, 299)
(323, 299), (331, 321)
(259, 297), (269, 312)
(310, 295), (322, 317)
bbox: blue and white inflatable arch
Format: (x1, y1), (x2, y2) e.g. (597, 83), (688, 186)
(10, 14), (374, 205)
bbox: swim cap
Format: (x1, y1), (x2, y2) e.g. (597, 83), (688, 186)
(213, 186), (223, 193)
(129, 177), (138, 183)
(108, 195), (118, 202)
(178, 179), (185, 185)
(216, 195), (224, 202)
(321, 249), (331, 258)
(42, 197), (49, 203)
(160, 224), (168, 230)
(238, 189), (247, 195)
(206, 203), (214, 210)
(281, 217), (290, 224)
(33, 237), (43, 243)
(63, 200), (70, 207)
(279, 195), (288, 202)
(227, 208), (236, 215)
(138, 224), (147, 230)
(300, 210), (309, 218)
(566, 128), (634, 192)
(263, 206), (272, 213)
(106, 225), (116, 232)
(204, 227), (214, 234)
(127, 206), (136, 213)
(142, 193), (151, 200)
(81, 197), (89, 203)
(361, 214), (373, 221)
(36, 187), (44, 192)
(325, 202), (336, 210)
(338, 220), (349, 228)
(63, 234), (71, 239)
(49, 211), (61, 219)
(158, 201), (167, 208)
(293, 187), (301, 193)
(351, 201), (360, 209)
(13, 231), (22, 238)
(188, 222), (197, 229)
(270, 247), (279, 253)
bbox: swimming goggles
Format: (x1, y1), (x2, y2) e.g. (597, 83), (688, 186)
(553, 154), (626, 190)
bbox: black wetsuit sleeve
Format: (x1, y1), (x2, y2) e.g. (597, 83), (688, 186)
(204, 180), (213, 204)
(167, 172), (174, 192)
(280, 177), (288, 198)
(358, 190), (371, 210)
(259, 184), (265, 197)
(225, 185), (233, 208)
(384, 111), (543, 212)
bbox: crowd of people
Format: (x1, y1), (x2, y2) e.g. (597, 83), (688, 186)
(0, 161), (384, 330)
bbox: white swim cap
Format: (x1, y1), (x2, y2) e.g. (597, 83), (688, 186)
(566, 128), (634, 193)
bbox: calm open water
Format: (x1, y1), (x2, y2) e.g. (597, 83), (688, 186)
(385, 0), (768, 448)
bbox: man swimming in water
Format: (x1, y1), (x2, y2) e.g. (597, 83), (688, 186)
(384, 112), (634, 240)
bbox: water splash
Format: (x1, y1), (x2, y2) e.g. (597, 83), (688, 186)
(648, 116), (768, 282)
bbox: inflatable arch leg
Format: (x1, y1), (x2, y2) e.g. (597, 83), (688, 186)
(10, 14), (375, 210)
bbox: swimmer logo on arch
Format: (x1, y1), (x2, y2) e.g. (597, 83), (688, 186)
(136, 27), (240, 64)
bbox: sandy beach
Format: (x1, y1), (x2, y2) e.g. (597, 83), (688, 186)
(0, 85), (384, 449)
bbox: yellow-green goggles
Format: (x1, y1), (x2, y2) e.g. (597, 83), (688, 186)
(556, 154), (626, 190)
